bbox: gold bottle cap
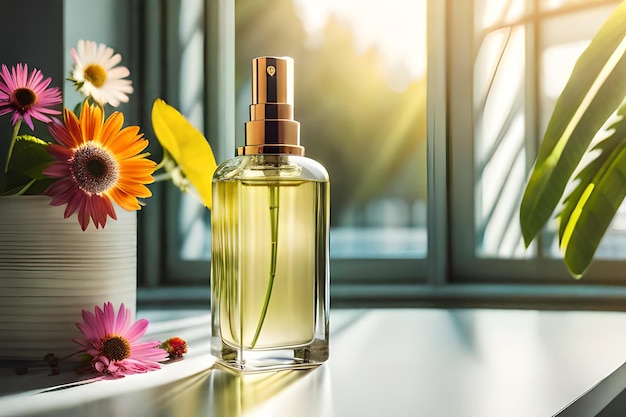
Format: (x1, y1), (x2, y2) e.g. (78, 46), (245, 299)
(238, 56), (304, 156)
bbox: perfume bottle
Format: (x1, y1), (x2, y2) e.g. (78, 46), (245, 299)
(211, 56), (330, 372)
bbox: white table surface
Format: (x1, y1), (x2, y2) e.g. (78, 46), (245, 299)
(1, 308), (626, 417)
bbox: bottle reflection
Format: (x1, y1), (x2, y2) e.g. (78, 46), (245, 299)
(120, 365), (333, 416)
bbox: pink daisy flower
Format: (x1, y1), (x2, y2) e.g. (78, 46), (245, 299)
(0, 63), (62, 130)
(73, 302), (169, 378)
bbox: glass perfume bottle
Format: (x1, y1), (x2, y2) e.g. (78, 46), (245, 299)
(211, 56), (330, 372)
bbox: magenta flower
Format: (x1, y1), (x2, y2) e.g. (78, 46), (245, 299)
(0, 63), (62, 130)
(73, 302), (168, 378)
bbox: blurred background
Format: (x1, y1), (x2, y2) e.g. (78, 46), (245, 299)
(232, 0), (428, 260)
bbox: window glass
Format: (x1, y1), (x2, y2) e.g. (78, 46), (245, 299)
(233, 0), (428, 260)
(473, 0), (622, 260)
(473, 16), (528, 258)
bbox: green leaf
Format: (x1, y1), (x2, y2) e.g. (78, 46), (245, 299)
(520, 2), (626, 247)
(8, 135), (54, 179)
(0, 135), (55, 195)
(557, 104), (626, 277)
(151, 98), (217, 209)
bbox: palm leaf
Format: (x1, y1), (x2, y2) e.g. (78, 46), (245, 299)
(520, 2), (626, 247)
(557, 104), (626, 277)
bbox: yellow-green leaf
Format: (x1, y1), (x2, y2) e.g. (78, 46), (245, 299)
(557, 104), (626, 277)
(151, 98), (217, 209)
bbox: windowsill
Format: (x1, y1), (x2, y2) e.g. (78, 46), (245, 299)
(137, 283), (626, 311)
(2, 307), (625, 416)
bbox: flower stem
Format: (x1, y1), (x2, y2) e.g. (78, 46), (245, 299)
(153, 151), (171, 173)
(152, 172), (173, 182)
(4, 121), (21, 173)
(249, 184), (279, 348)
(15, 178), (36, 196)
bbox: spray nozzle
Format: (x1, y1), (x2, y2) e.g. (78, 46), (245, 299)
(238, 56), (303, 156)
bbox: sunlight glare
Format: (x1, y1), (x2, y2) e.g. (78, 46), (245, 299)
(292, 0), (426, 91)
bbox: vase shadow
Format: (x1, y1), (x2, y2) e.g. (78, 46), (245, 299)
(0, 360), (99, 396)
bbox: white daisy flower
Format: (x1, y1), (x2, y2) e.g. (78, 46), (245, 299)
(70, 40), (134, 107)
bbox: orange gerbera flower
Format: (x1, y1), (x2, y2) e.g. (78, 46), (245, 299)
(44, 101), (156, 230)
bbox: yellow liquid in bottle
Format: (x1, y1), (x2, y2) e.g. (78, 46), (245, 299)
(213, 178), (328, 350)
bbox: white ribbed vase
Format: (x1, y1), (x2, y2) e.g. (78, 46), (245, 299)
(0, 195), (137, 362)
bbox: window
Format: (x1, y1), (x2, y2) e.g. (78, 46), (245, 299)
(138, 0), (626, 308)
(449, 0), (626, 284)
(148, 0), (432, 296)
(133, 0), (235, 290)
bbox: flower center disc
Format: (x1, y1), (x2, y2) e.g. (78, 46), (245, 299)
(71, 143), (120, 194)
(12, 87), (37, 110)
(83, 64), (107, 88)
(102, 335), (131, 361)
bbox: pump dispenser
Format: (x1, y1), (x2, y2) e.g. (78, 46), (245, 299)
(239, 57), (304, 156)
(211, 56), (330, 372)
